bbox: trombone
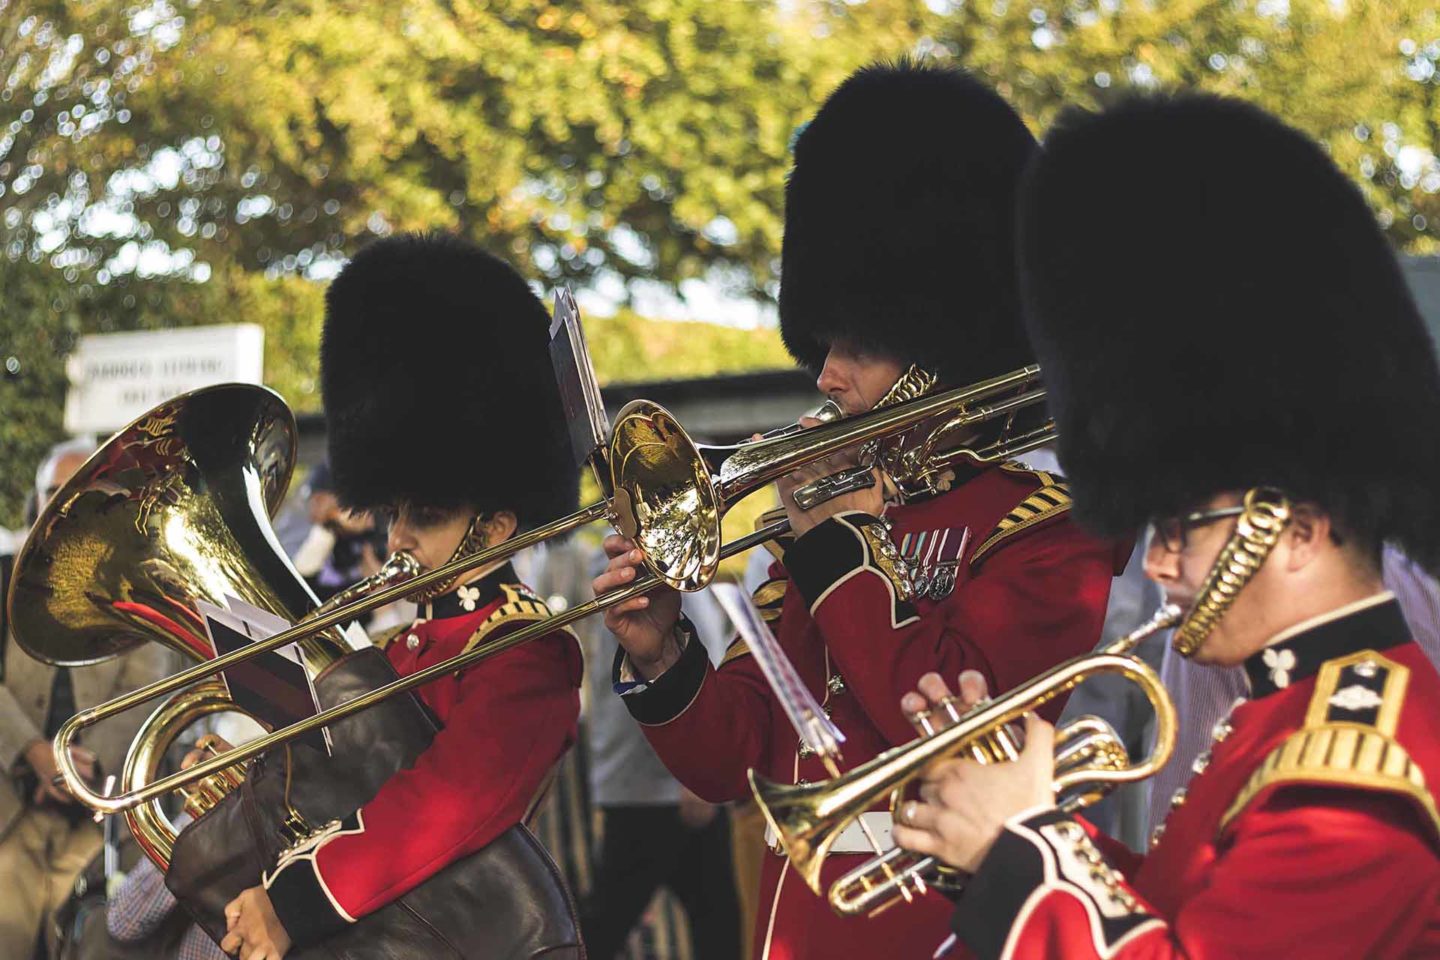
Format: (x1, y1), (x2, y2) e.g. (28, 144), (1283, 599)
(751, 605), (1182, 917)
(16, 364), (1050, 822)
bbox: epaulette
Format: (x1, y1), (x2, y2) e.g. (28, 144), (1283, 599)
(369, 623), (408, 651)
(719, 577), (787, 667)
(460, 583), (575, 656)
(755, 504), (795, 563)
(1219, 650), (1440, 840)
(969, 463), (1073, 568)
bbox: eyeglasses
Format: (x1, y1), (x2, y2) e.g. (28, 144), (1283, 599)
(1152, 505), (1246, 553)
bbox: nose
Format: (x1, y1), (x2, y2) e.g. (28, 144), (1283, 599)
(1142, 532), (1181, 585)
(387, 520), (415, 558)
(815, 348), (850, 397)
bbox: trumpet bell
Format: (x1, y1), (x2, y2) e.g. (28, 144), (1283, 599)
(7, 383), (345, 673)
(748, 769), (841, 895)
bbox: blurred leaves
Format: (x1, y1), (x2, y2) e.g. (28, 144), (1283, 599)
(0, 0), (894, 294)
(6, 0), (1440, 528)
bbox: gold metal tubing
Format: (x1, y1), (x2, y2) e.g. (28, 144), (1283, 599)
(51, 500), (609, 809)
(752, 603), (1181, 899)
(55, 519), (787, 815)
(709, 364), (1043, 501)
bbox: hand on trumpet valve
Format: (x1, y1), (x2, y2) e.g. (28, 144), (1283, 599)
(774, 418), (885, 536)
(594, 535), (684, 680)
(891, 671), (1056, 874)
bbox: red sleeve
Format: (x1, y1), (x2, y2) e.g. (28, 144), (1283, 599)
(266, 628), (581, 941)
(955, 791), (1440, 960)
(617, 617), (777, 803)
(784, 512), (1116, 742)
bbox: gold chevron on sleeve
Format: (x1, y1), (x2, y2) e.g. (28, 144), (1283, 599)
(720, 639), (752, 668)
(1219, 651), (1440, 840)
(752, 578), (788, 623)
(970, 469), (1073, 568)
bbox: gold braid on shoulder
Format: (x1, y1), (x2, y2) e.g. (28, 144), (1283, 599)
(1172, 487), (1292, 657)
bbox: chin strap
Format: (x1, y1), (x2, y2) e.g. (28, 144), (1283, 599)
(405, 513), (488, 603)
(1172, 488), (1292, 657)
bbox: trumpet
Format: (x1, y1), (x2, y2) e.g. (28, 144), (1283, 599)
(751, 604), (1182, 917)
(12, 363), (1050, 833)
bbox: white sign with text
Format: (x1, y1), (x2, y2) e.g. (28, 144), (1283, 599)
(64, 324), (265, 434)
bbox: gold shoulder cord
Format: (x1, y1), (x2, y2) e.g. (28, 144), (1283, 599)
(1172, 488), (1292, 657)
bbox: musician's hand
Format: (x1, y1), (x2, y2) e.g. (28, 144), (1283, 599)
(891, 711), (1056, 874)
(181, 734), (236, 770)
(594, 535), (684, 680)
(774, 416), (885, 536)
(221, 886), (291, 960)
(899, 670), (991, 723)
(26, 740), (94, 806)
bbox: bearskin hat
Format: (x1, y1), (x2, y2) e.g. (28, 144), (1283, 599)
(779, 59), (1039, 387)
(1018, 94), (1440, 569)
(320, 232), (579, 529)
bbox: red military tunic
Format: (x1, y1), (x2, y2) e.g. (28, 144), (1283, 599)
(266, 563), (583, 945)
(618, 462), (1127, 960)
(953, 593), (1440, 960)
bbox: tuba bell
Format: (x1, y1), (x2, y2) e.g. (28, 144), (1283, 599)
(6, 384), (414, 868)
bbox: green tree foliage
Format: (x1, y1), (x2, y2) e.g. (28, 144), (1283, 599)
(880, 0), (1440, 250)
(5, 0), (1440, 528)
(2, 0), (894, 293)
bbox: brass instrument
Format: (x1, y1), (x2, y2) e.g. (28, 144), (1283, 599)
(13, 364), (1050, 830)
(4, 386), (429, 868)
(751, 604), (1183, 917)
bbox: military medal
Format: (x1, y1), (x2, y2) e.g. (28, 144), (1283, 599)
(899, 526), (970, 600)
(899, 530), (933, 595)
(926, 526), (969, 600)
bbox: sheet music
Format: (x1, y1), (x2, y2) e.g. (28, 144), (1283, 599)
(712, 582), (845, 764)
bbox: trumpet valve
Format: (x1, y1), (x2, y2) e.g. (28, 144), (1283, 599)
(906, 707), (937, 737)
(937, 695), (964, 726)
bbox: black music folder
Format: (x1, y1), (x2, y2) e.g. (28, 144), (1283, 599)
(548, 287), (610, 470)
(203, 612), (330, 755)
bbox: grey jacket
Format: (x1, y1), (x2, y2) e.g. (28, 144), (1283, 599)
(0, 616), (174, 841)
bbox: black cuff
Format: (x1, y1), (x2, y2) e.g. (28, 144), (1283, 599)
(956, 807), (1155, 960)
(266, 848), (351, 948)
(785, 512), (879, 606)
(785, 512), (916, 621)
(613, 617), (711, 726)
(954, 808), (1070, 959)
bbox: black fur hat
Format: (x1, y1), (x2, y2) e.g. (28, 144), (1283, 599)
(1018, 94), (1440, 569)
(778, 59), (1039, 387)
(320, 232), (579, 528)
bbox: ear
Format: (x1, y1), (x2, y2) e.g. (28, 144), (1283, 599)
(484, 510), (518, 547)
(1282, 502), (1332, 573)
